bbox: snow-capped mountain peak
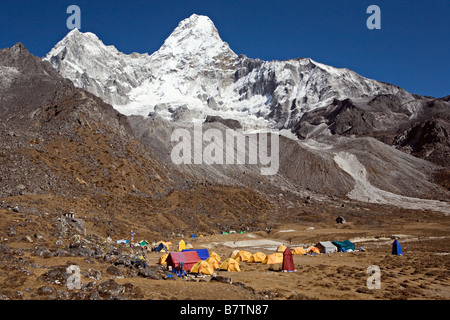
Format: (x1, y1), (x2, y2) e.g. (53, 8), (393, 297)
(44, 14), (417, 131)
(44, 27), (152, 106)
(151, 14), (237, 71)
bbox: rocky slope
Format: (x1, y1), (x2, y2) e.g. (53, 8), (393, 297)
(0, 43), (282, 238)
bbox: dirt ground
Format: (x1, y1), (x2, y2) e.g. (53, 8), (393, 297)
(1, 199), (449, 301)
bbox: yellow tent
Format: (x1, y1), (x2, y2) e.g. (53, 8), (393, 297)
(219, 258), (241, 272)
(277, 244), (287, 253)
(230, 249), (240, 259)
(234, 250), (252, 262)
(191, 260), (215, 275)
(158, 253), (169, 265)
(210, 252), (221, 261)
(206, 256), (221, 269)
(307, 246), (320, 254)
(263, 253), (283, 264)
(248, 252), (266, 263)
(292, 247), (306, 255)
(178, 240), (186, 252)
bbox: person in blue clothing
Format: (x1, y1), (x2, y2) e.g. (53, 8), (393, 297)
(174, 262), (187, 277)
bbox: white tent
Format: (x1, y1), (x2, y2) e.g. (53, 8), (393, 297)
(315, 241), (338, 254)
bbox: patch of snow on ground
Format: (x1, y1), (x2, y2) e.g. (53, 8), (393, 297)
(333, 152), (450, 215)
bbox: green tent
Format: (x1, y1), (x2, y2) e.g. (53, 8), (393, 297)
(332, 240), (355, 252)
(139, 240), (149, 247)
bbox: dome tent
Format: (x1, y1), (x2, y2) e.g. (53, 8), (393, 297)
(248, 252), (266, 263)
(191, 260), (215, 275)
(219, 258), (241, 272)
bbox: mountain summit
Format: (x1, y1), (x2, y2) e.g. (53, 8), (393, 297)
(44, 13), (450, 165)
(154, 14), (236, 64)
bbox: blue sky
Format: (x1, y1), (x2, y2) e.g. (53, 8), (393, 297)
(1, 0), (448, 98)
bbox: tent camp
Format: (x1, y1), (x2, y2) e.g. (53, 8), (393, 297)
(190, 260), (215, 275)
(282, 248), (296, 272)
(182, 249), (210, 260)
(234, 250), (252, 262)
(219, 258), (241, 272)
(158, 253), (169, 265)
(205, 257), (221, 269)
(292, 247), (306, 255)
(166, 251), (201, 271)
(248, 252), (266, 263)
(263, 253), (283, 264)
(315, 241), (338, 254)
(392, 240), (403, 255)
(277, 244), (287, 253)
(332, 240), (355, 252)
(178, 240), (186, 252)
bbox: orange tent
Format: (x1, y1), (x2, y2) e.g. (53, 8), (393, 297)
(277, 244), (287, 252)
(210, 252), (221, 261)
(206, 257), (221, 269)
(234, 250), (252, 262)
(158, 253), (169, 265)
(219, 258), (241, 272)
(292, 247), (306, 255)
(191, 260), (215, 275)
(263, 253), (283, 264)
(248, 252), (266, 263)
(307, 246), (320, 254)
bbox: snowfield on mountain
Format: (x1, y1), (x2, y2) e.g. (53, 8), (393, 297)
(44, 14), (416, 130)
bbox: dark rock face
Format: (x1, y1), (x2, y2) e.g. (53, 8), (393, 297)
(394, 119), (450, 167)
(293, 94), (450, 167)
(204, 115), (242, 130)
(392, 97), (450, 167)
(294, 96), (410, 138)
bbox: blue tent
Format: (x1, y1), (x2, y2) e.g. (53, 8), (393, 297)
(155, 242), (169, 253)
(182, 249), (210, 260)
(190, 234), (197, 238)
(332, 240), (355, 252)
(392, 240), (403, 255)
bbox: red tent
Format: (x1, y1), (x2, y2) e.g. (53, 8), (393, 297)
(282, 248), (295, 272)
(166, 251), (201, 270)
